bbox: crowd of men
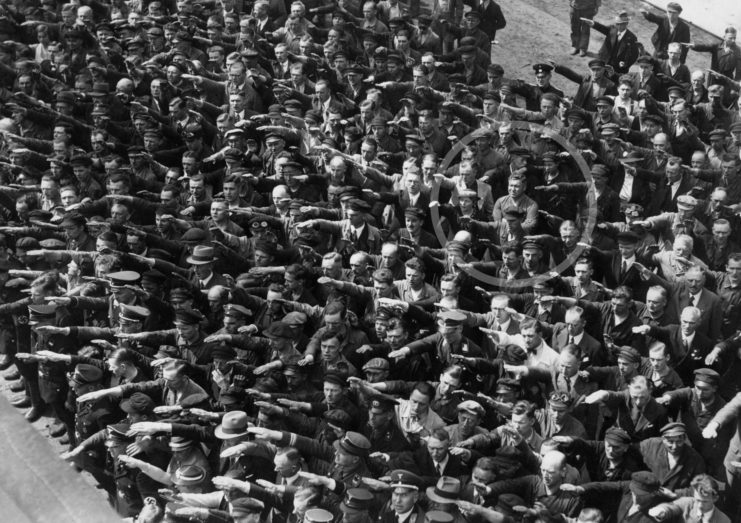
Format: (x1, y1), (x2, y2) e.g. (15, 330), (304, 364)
(1, 0), (741, 521)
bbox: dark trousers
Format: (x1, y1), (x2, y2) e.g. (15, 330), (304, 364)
(570, 8), (596, 51)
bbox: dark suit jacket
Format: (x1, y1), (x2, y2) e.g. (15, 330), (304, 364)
(593, 23), (640, 74)
(604, 390), (668, 441)
(638, 437), (705, 490)
(462, 0), (506, 40)
(644, 12), (691, 62)
(554, 65), (616, 111)
(655, 278), (724, 342)
(646, 324), (714, 383)
(550, 324), (607, 367)
(389, 448), (469, 487)
(649, 175), (695, 215)
(190, 271), (230, 291)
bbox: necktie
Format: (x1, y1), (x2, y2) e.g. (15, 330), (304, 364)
(436, 462), (444, 475)
(621, 260), (628, 277)
(690, 294), (697, 307)
(569, 335), (575, 346)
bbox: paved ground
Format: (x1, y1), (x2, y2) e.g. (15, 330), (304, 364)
(0, 363), (105, 496)
(493, 0), (721, 98)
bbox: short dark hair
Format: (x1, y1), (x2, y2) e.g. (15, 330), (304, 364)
(412, 381), (436, 402)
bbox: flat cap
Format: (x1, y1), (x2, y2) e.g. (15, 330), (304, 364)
(630, 471), (660, 495)
(604, 426), (632, 445)
(676, 194), (698, 210)
(617, 346), (642, 363)
(333, 431), (371, 457)
(120, 392), (156, 415)
(363, 357), (390, 372)
(661, 422), (686, 437)
(72, 363), (104, 384)
(173, 308), (205, 325)
(693, 368), (720, 386)
(264, 321), (293, 339)
(457, 400), (485, 417)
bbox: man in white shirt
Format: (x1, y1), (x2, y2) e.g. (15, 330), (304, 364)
(487, 318), (559, 369)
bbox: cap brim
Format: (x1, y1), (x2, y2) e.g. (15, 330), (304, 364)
(186, 257), (214, 265)
(214, 426), (248, 439)
(425, 487), (458, 504)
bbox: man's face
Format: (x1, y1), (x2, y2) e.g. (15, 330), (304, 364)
(574, 263), (591, 285)
(408, 389), (430, 417)
(522, 248), (541, 270)
(618, 242), (637, 259)
(426, 436), (447, 462)
(320, 338), (341, 361)
(662, 434), (684, 456)
(110, 204), (129, 225)
(520, 327), (541, 350)
(713, 223), (731, 245)
(274, 454), (298, 478)
(63, 223), (83, 241)
(649, 349), (668, 373)
(511, 412), (533, 435)
(405, 267), (424, 288)
(596, 103), (611, 118)
(617, 358), (638, 376)
(604, 440), (628, 461)
(535, 72), (550, 88)
(189, 179), (205, 198)
(334, 448), (355, 469)
(438, 371), (460, 396)
(367, 402), (393, 430)
(540, 461), (564, 488)
(457, 412), (479, 436)
(382, 327), (404, 350)
(549, 404), (568, 425)
(540, 100), (557, 118)
(685, 270), (704, 295)
(611, 296), (630, 316)
(210, 202), (229, 222)
(60, 189), (78, 207)
(323, 382), (343, 404)
(694, 380), (716, 402)
(646, 290), (666, 317)
(630, 385), (651, 409)
(391, 488), (417, 515)
(508, 179), (524, 198)
(727, 259), (741, 283)
(440, 281), (457, 299)
(381, 247), (398, 268)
